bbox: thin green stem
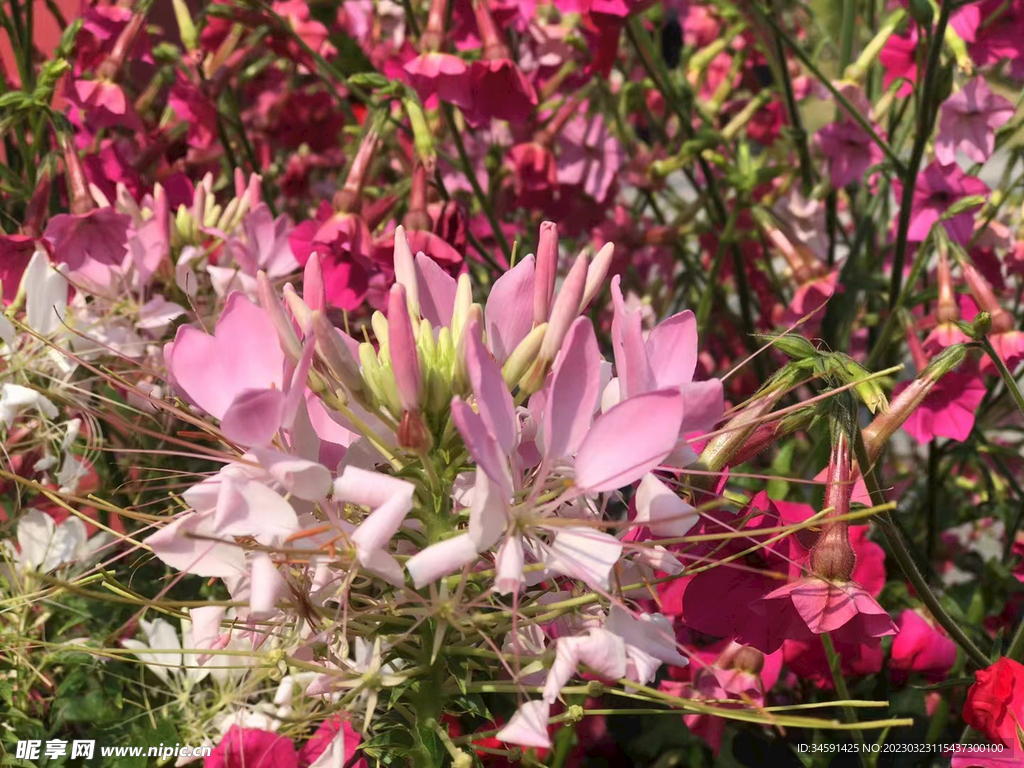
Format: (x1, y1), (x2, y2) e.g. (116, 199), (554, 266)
(822, 633), (873, 768)
(853, 426), (990, 668)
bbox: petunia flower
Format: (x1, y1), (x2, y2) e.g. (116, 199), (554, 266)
(879, 28), (917, 97)
(935, 78), (1015, 166)
(816, 119), (884, 189)
(895, 369), (987, 443)
(904, 162), (988, 244)
(557, 114), (624, 203)
(890, 609), (958, 682)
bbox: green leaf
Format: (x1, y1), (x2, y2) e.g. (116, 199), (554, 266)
(347, 72), (390, 90)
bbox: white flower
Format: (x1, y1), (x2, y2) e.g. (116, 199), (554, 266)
(0, 383), (58, 427)
(121, 615), (213, 689)
(22, 250), (68, 336)
(3, 510), (86, 573)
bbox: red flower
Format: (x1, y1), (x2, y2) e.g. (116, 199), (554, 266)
(963, 658), (1024, 750)
(206, 727), (298, 768)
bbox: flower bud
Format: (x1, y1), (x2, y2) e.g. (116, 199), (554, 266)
(580, 242), (614, 312)
(311, 310), (364, 396)
(861, 344), (967, 461)
(961, 260), (1014, 333)
(392, 225), (420, 318)
(503, 323), (547, 389)
(303, 253), (326, 313)
(538, 252), (588, 363)
(257, 271), (303, 362)
(388, 284), (422, 414)
(533, 221), (558, 326)
(972, 311), (993, 338)
(404, 96), (436, 173)
(398, 409), (433, 452)
(282, 283), (312, 331)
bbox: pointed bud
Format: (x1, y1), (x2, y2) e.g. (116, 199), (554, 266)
(533, 221), (558, 325)
(503, 323), (547, 389)
(961, 261), (1014, 333)
(257, 271), (303, 362)
(936, 242), (958, 324)
(538, 252), (588, 363)
(862, 344), (967, 461)
(304, 253), (326, 313)
(398, 409), (433, 451)
(57, 131), (93, 215)
(389, 284), (422, 413)
(580, 242), (614, 312)
(454, 305), (484, 394)
(311, 310), (364, 395)
(404, 162), (433, 232)
(450, 273), (473, 345)
(471, 0), (509, 60)
(393, 225), (420, 317)
(334, 128), (379, 213)
(282, 283), (313, 331)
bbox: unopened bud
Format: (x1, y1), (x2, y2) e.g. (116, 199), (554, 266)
(580, 242), (614, 313)
(566, 704), (585, 723)
(398, 409), (433, 452)
(972, 310), (992, 338)
(503, 323), (547, 390)
(538, 252), (588, 362)
(311, 310), (364, 395)
(810, 523), (857, 581)
(257, 271), (303, 362)
(404, 96), (436, 173)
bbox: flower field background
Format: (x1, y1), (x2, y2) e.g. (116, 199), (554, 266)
(1, 0), (1024, 766)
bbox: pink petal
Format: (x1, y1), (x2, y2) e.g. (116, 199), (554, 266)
(450, 397), (512, 494)
(574, 390), (685, 493)
(405, 534), (479, 588)
(220, 388), (287, 446)
(414, 252), (457, 328)
(635, 473), (698, 537)
(485, 255), (535, 364)
(249, 553), (285, 619)
(251, 447), (331, 500)
(495, 535), (525, 595)
(543, 317), (601, 461)
(646, 310), (698, 388)
(544, 527), (623, 590)
(496, 700), (552, 750)
(468, 467), (508, 550)
(610, 276), (653, 399)
(464, 317), (517, 453)
(677, 379), (725, 435)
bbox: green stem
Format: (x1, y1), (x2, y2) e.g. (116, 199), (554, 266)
(771, 26), (814, 194)
(887, 0), (952, 309)
(853, 426), (990, 668)
(441, 103), (512, 265)
(822, 633), (873, 768)
(839, 0), (858, 68)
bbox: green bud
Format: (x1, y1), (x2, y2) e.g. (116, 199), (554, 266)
(567, 704), (585, 723)
(404, 96), (436, 172)
(908, 0), (933, 26)
(758, 333), (818, 361)
(972, 311), (992, 338)
(503, 323), (547, 390)
(172, 0), (198, 51)
(831, 354), (889, 414)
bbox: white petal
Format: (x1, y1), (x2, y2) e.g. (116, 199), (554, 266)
(544, 527), (622, 591)
(496, 700), (552, 749)
(635, 474), (698, 537)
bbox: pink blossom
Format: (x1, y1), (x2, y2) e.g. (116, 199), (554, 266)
(557, 114), (623, 203)
(890, 609), (958, 682)
(756, 577), (898, 649)
(816, 120), (884, 189)
(466, 59), (538, 125)
(895, 370), (987, 444)
(904, 162), (988, 244)
(288, 206), (372, 311)
(879, 28), (918, 97)
(44, 207), (131, 289)
(951, 0), (1024, 80)
(297, 716), (365, 768)
(935, 78), (1015, 166)
(403, 52), (471, 107)
(0, 235), (38, 304)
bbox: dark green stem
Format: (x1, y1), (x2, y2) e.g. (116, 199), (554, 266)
(822, 633), (873, 768)
(887, 0), (952, 309)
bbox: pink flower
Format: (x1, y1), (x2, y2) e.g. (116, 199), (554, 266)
(952, 0), (1024, 80)
(936, 78), (1015, 166)
(816, 120), (884, 189)
(879, 28), (918, 97)
(756, 577), (898, 649)
(890, 609), (958, 682)
(557, 114), (623, 203)
(164, 292), (287, 443)
(403, 52), (472, 107)
(895, 369), (987, 444)
(207, 727), (298, 768)
(904, 162), (988, 244)
(44, 207), (131, 289)
(68, 78), (143, 131)
(466, 59), (538, 125)
(288, 206), (372, 311)
(0, 235), (38, 304)
(298, 716), (365, 768)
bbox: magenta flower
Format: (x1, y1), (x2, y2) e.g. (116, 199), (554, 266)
(890, 609), (958, 682)
(816, 120), (884, 189)
(879, 28), (918, 97)
(935, 79), (1015, 166)
(952, 0), (1024, 80)
(207, 726), (298, 768)
(466, 59), (538, 125)
(557, 114), (624, 203)
(403, 52), (472, 108)
(0, 235), (38, 304)
(895, 370), (987, 444)
(288, 208), (372, 311)
(44, 207), (131, 289)
(756, 577), (898, 649)
(905, 162), (988, 243)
